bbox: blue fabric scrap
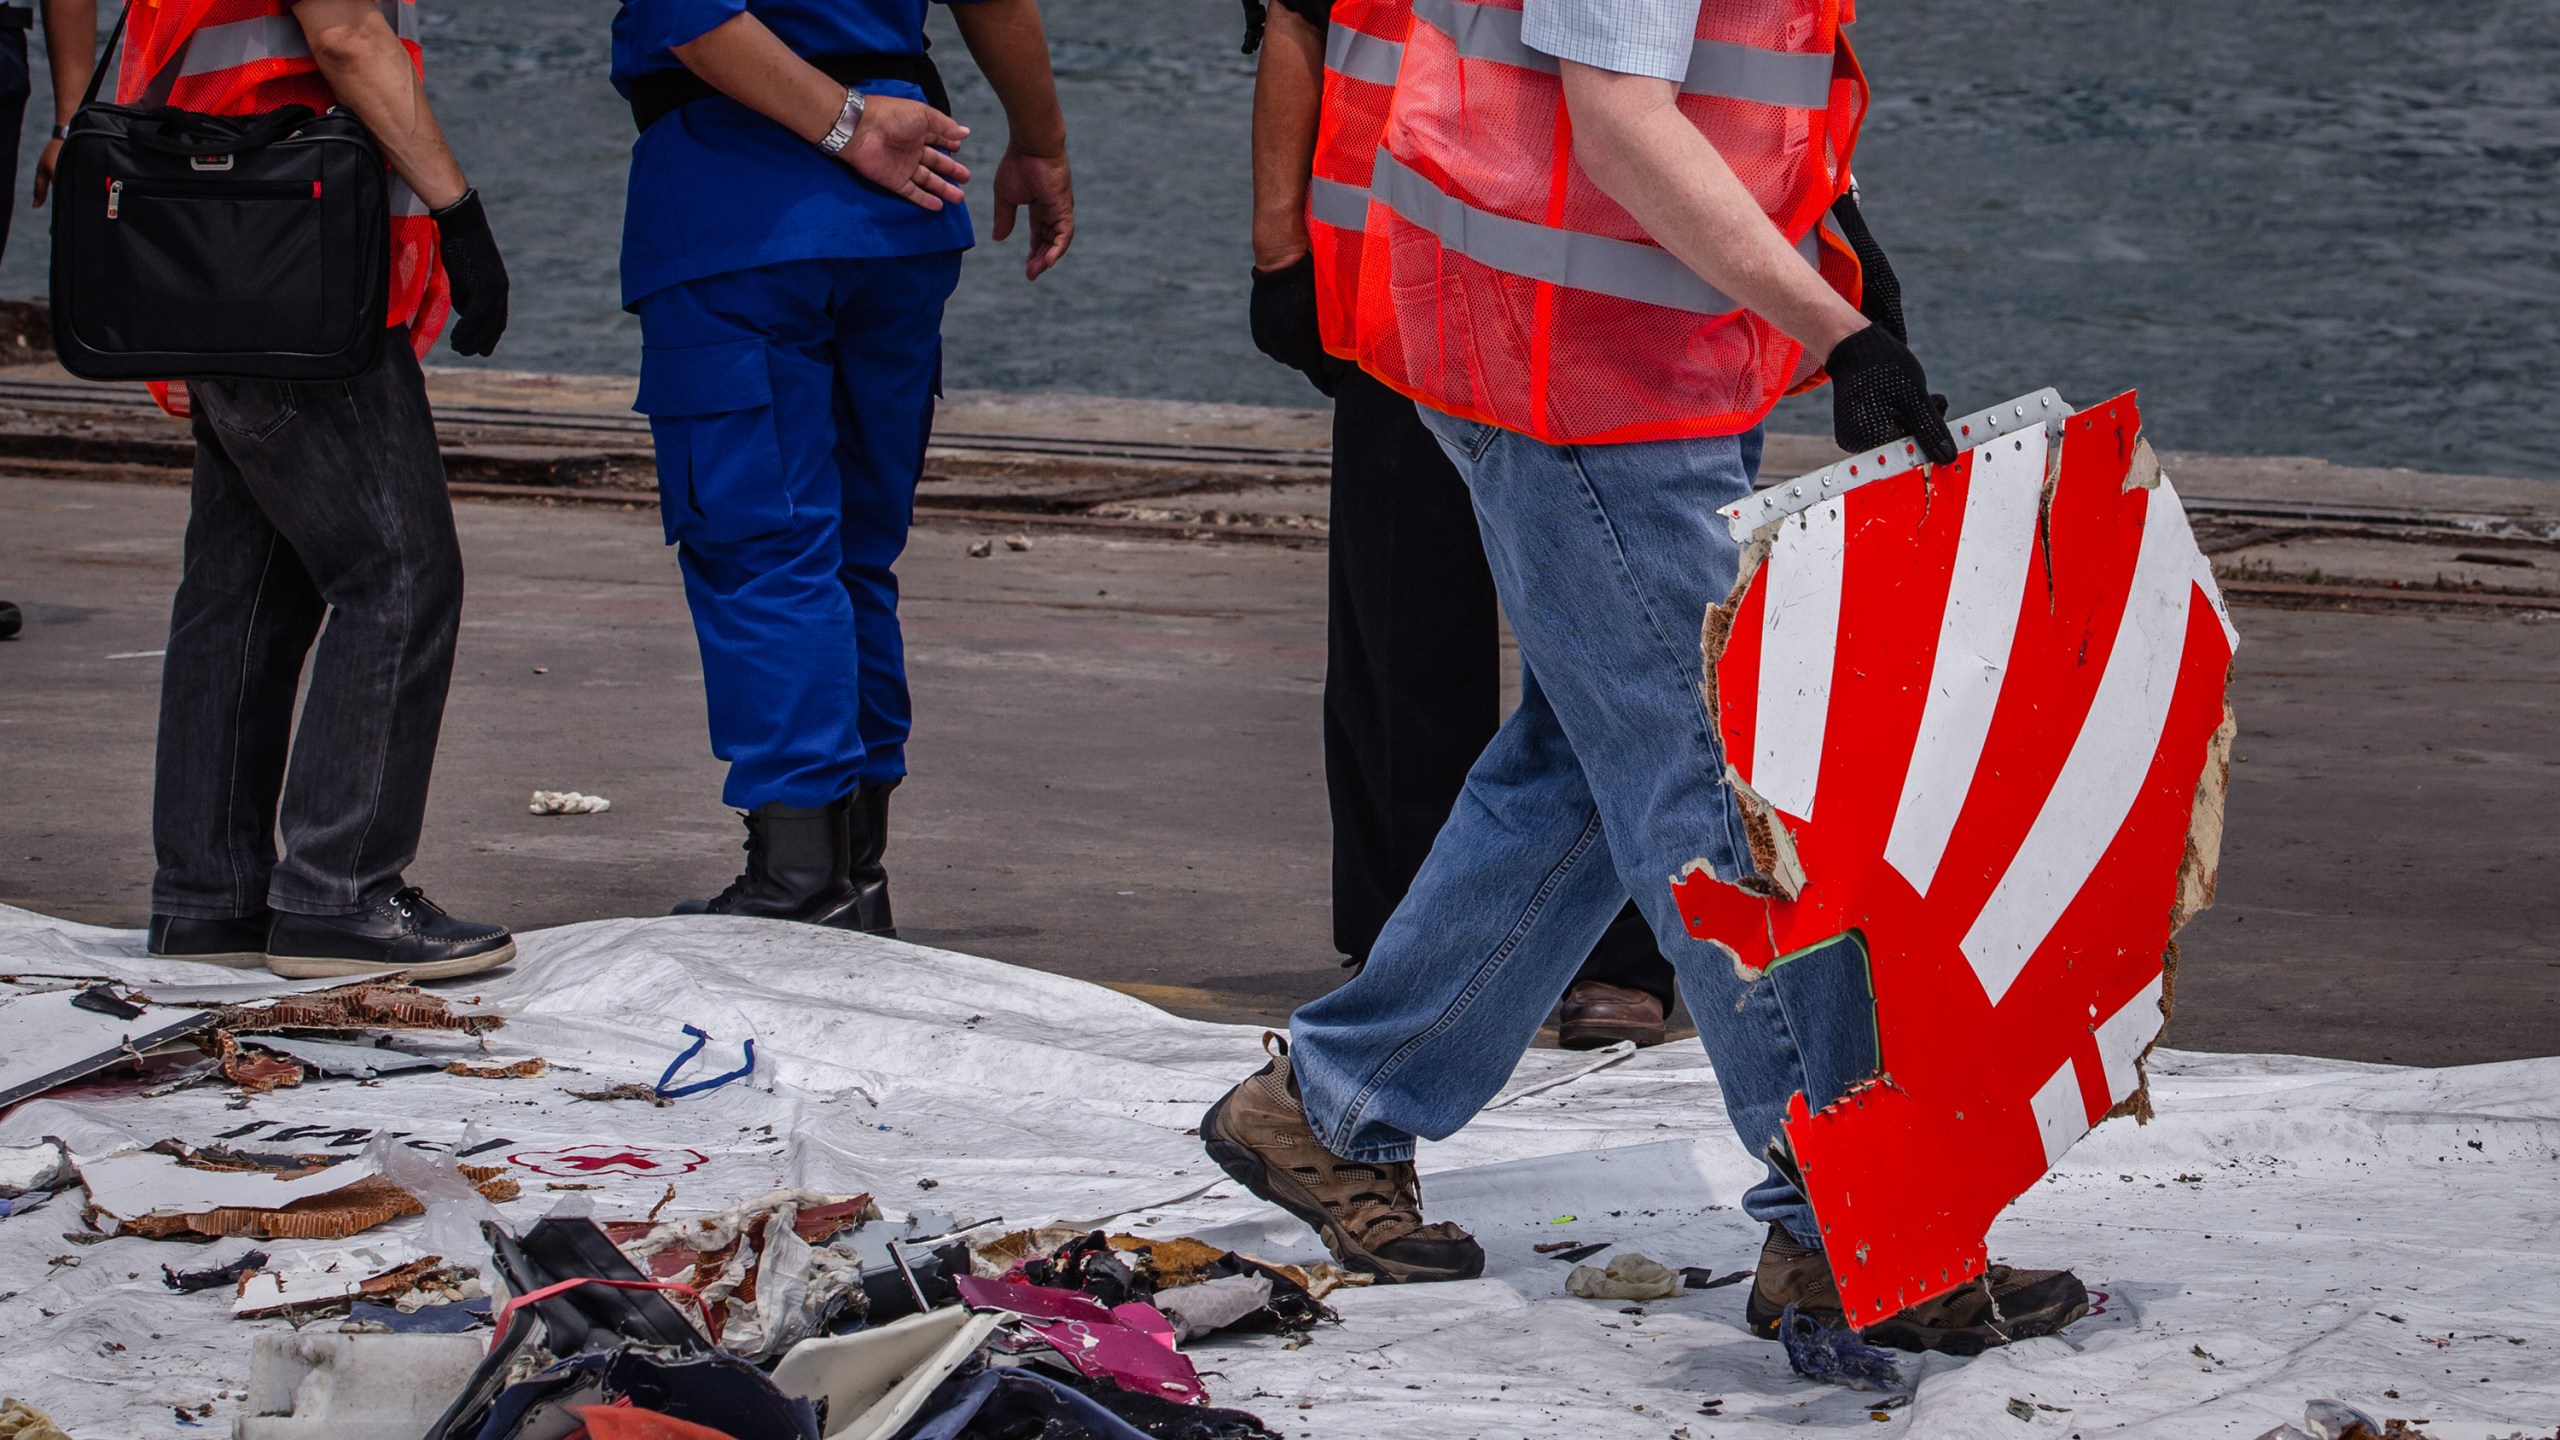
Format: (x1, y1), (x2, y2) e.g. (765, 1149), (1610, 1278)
(656, 1024), (756, 1099)
(1776, 1303), (1905, 1393)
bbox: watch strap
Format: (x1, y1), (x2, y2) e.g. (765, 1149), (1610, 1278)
(817, 86), (865, 156)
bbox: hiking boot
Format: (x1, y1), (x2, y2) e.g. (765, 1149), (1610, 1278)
(266, 888), (516, 981)
(1557, 980), (1667, 1050)
(149, 912), (272, 968)
(1200, 1037), (1484, 1284)
(673, 797), (864, 927)
(845, 782), (896, 937)
(1744, 1223), (2088, 1356)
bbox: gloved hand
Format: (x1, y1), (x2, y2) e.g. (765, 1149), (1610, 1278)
(1828, 189), (1905, 344)
(1827, 324), (1958, 464)
(1250, 255), (1347, 397)
(432, 189), (510, 358)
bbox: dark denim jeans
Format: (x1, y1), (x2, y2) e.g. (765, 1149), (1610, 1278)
(151, 332), (462, 919)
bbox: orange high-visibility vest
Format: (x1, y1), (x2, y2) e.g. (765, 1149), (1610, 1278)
(1307, 0), (1413, 357)
(1327, 0), (1870, 445)
(118, 0), (449, 414)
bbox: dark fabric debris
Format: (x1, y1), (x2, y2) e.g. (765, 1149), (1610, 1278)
(346, 1297), (492, 1333)
(161, 1249), (269, 1293)
(1683, 1267), (1749, 1290)
(1775, 1303), (1904, 1393)
(71, 984), (148, 1020)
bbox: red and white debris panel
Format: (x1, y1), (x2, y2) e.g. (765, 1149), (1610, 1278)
(1675, 389), (2239, 1323)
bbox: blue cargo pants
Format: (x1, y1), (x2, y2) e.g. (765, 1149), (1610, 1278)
(634, 252), (964, 809)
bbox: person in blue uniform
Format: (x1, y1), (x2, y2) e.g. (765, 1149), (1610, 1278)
(613, 0), (1072, 933)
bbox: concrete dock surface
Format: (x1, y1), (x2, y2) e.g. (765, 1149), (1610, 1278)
(1, 375), (2553, 1068)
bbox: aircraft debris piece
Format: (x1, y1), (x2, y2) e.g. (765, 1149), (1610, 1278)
(76, 1142), (518, 1241)
(1675, 391), (2237, 1323)
(0, 988), (216, 1108)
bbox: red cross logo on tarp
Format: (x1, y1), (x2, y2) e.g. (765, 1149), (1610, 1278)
(1673, 391), (2236, 1324)
(506, 1145), (710, 1178)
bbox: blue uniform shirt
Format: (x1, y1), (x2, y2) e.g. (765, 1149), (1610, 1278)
(613, 0), (979, 307)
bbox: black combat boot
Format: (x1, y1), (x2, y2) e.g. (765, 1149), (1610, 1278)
(845, 782), (897, 937)
(674, 798), (862, 927)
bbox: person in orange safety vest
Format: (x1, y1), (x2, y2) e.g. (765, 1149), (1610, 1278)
(1245, 0), (1686, 1052)
(1206, 0), (2095, 1358)
(58, 0), (521, 982)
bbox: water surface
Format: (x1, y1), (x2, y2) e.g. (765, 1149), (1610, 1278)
(6, 0), (2550, 479)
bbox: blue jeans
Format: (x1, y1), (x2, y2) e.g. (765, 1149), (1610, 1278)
(634, 252), (963, 809)
(1288, 409), (1876, 1247)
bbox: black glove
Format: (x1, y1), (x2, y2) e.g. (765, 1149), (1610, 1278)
(1250, 255), (1347, 398)
(1829, 189), (1904, 344)
(1827, 324), (1958, 464)
(432, 188), (509, 358)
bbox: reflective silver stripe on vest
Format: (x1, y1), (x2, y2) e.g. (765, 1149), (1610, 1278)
(1372, 150), (1740, 314)
(1325, 24), (1406, 86)
(1370, 150), (1820, 314)
(1408, 0), (1830, 109)
(1310, 176), (1373, 231)
(178, 1), (414, 78)
(178, 16), (308, 75)
(1682, 34), (1831, 108)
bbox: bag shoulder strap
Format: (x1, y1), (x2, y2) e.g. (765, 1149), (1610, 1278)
(76, 3), (127, 108)
(79, 2), (201, 111)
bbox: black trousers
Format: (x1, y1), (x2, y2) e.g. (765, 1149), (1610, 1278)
(1324, 370), (1676, 1006)
(151, 333), (463, 919)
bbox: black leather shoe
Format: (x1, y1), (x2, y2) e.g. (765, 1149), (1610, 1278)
(674, 798), (864, 927)
(149, 912), (272, 968)
(0, 600), (21, 641)
(265, 887), (516, 980)
(845, 782), (897, 938)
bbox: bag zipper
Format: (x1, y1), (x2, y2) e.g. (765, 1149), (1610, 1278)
(106, 176), (320, 218)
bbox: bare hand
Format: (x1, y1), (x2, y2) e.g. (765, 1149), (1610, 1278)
(991, 144), (1073, 280)
(840, 93), (970, 210)
(32, 138), (60, 208)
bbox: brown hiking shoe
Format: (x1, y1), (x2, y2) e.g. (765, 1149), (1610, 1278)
(1200, 1037), (1485, 1284)
(1744, 1224), (2088, 1356)
(1557, 980), (1668, 1050)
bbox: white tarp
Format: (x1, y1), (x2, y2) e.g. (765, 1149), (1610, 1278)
(0, 903), (2553, 1439)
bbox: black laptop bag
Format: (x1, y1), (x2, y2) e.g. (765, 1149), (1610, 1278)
(49, 8), (389, 382)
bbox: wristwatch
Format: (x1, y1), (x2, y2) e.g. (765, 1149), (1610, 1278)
(817, 86), (866, 156)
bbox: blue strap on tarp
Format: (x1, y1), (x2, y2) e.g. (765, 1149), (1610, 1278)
(654, 1025), (755, 1099)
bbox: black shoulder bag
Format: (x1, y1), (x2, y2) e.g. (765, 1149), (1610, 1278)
(49, 4), (391, 381)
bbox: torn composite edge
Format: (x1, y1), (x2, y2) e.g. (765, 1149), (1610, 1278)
(206, 981), (505, 1036)
(2110, 691), (2237, 1125)
(1696, 525), (1803, 908)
